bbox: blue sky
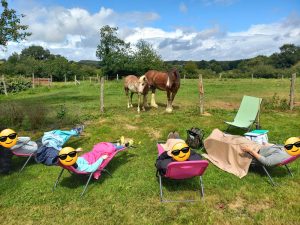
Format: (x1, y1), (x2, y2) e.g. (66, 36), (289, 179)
(2, 0), (300, 61)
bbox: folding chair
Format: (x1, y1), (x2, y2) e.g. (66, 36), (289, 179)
(12, 138), (42, 172)
(53, 144), (126, 197)
(225, 95), (262, 132)
(156, 142), (209, 202)
(251, 154), (300, 186)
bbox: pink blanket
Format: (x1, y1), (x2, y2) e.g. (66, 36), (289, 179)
(81, 142), (118, 179)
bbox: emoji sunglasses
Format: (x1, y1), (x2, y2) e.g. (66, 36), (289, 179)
(171, 147), (190, 156)
(0, 133), (17, 142)
(284, 141), (300, 150)
(58, 151), (77, 160)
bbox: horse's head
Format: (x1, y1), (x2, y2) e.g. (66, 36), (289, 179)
(137, 75), (149, 94)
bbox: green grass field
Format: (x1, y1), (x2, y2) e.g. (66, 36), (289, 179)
(0, 79), (299, 225)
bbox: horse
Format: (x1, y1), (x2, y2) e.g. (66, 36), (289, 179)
(144, 68), (180, 113)
(123, 75), (149, 113)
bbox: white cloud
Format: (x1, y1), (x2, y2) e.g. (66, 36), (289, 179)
(0, 3), (299, 62)
(179, 3), (188, 13)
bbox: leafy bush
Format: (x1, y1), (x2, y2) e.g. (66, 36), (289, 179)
(0, 76), (31, 94)
(0, 102), (48, 130)
(263, 93), (289, 110)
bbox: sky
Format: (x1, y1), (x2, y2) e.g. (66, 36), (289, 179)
(1, 0), (300, 61)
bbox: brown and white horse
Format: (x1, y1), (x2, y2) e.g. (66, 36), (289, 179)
(144, 69), (180, 113)
(124, 75), (149, 113)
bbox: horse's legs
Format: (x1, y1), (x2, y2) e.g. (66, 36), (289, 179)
(150, 88), (158, 108)
(142, 94), (147, 111)
(168, 91), (178, 112)
(137, 94), (141, 113)
(125, 88), (131, 108)
(130, 92), (134, 108)
(166, 90), (173, 113)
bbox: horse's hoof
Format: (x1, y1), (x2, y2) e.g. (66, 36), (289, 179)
(166, 107), (173, 113)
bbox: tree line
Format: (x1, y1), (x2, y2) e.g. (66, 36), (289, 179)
(0, 0), (299, 81)
(0, 45), (99, 81)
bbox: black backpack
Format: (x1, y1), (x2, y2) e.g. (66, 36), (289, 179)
(186, 127), (204, 149)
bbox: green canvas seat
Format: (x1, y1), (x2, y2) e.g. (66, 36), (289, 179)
(225, 95), (262, 131)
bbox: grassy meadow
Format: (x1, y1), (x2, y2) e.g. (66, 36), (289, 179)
(0, 78), (299, 225)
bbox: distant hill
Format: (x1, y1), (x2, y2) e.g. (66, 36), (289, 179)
(78, 60), (100, 68)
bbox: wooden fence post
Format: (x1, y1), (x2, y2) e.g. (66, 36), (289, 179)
(251, 73), (253, 80)
(2, 75), (7, 95)
(198, 74), (204, 115)
(219, 72), (222, 80)
(289, 73), (296, 110)
(74, 75), (80, 85)
(32, 73), (35, 88)
(100, 76), (104, 113)
(183, 74), (186, 84)
(50, 75), (53, 86)
(64, 74), (67, 83)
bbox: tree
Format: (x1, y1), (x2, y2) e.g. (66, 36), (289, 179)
(270, 44), (300, 68)
(0, 0), (31, 47)
(132, 40), (164, 74)
(184, 61), (198, 77)
(20, 45), (51, 60)
(96, 25), (130, 77)
(44, 56), (70, 81)
(7, 52), (19, 64)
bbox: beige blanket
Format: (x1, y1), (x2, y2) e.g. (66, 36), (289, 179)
(203, 129), (262, 178)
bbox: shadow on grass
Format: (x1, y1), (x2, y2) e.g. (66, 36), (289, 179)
(249, 164), (295, 178)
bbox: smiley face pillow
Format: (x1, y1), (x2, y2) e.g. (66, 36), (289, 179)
(161, 139), (191, 162)
(168, 141), (191, 161)
(58, 147), (82, 166)
(284, 137), (300, 156)
(0, 129), (18, 148)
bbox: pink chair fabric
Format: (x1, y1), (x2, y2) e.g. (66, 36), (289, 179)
(157, 143), (209, 179)
(61, 142), (125, 179)
(277, 154), (300, 166)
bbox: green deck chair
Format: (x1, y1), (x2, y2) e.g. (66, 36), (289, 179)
(225, 95), (262, 131)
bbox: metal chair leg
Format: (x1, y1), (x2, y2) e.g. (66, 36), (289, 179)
(158, 174), (164, 202)
(261, 166), (276, 186)
(19, 153), (34, 172)
(285, 165), (293, 177)
(199, 176), (204, 198)
(103, 169), (112, 177)
(81, 173), (94, 197)
(53, 168), (65, 191)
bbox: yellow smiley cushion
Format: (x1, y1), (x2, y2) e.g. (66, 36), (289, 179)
(170, 141), (191, 162)
(0, 128), (18, 148)
(284, 137), (300, 156)
(58, 147), (82, 166)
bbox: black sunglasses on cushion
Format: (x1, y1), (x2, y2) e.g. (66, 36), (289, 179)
(0, 133), (17, 142)
(58, 151), (77, 160)
(171, 147), (190, 156)
(284, 141), (300, 150)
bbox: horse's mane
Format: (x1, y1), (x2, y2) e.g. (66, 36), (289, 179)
(168, 68), (180, 83)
